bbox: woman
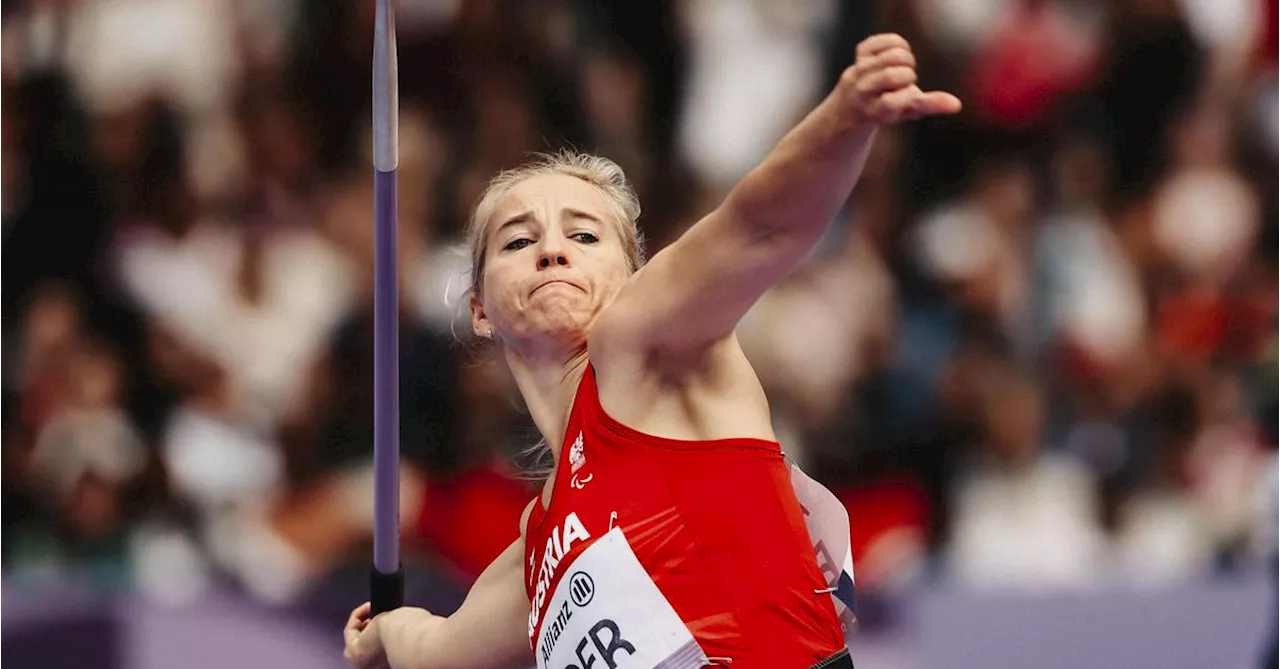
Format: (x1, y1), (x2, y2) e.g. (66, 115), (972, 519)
(344, 33), (960, 669)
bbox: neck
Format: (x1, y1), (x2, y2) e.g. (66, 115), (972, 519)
(504, 340), (589, 459)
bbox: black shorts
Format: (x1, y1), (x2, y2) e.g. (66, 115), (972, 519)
(811, 648), (854, 669)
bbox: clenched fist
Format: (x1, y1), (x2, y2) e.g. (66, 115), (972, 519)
(344, 602), (388, 669)
(838, 33), (962, 124)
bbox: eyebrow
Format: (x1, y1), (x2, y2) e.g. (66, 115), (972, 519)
(564, 208), (603, 224)
(494, 208), (603, 237)
(494, 212), (534, 237)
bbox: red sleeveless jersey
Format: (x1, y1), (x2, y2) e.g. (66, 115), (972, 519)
(522, 363), (845, 668)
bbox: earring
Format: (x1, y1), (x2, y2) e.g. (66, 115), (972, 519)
(484, 329), (494, 339)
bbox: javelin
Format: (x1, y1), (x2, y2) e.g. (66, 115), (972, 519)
(370, 0), (403, 617)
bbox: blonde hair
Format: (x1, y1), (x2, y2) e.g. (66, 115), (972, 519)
(464, 150), (645, 297)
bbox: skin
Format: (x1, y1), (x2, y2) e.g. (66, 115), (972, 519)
(345, 33), (961, 669)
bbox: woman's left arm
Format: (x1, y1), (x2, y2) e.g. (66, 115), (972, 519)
(593, 33), (959, 357)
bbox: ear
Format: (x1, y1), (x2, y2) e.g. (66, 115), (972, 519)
(469, 293), (492, 338)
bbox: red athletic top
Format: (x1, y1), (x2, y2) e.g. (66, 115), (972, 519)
(522, 363), (845, 668)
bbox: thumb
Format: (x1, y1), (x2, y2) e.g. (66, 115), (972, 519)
(914, 91), (963, 117)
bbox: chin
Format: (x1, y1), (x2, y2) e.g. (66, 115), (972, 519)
(515, 311), (593, 351)
(532, 317), (591, 345)
(530, 295), (591, 326)
(499, 292), (599, 351)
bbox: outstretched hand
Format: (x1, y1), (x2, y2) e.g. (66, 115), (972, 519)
(839, 33), (962, 125)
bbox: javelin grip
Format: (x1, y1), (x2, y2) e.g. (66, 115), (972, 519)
(370, 564), (405, 617)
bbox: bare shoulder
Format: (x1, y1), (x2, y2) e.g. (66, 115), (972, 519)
(587, 330), (777, 443)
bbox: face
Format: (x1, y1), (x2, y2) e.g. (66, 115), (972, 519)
(983, 379), (1044, 466)
(470, 174), (632, 350)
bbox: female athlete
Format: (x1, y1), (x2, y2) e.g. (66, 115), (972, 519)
(344, 33), (960, 669)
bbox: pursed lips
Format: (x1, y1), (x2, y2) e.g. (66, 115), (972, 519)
(530, 279), (583, 296)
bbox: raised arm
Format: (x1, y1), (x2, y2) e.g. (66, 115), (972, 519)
(345, 538), (530, 669)
(593, 34), (960, 357)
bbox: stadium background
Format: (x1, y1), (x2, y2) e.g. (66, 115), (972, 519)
(2, 0), (1276, 667)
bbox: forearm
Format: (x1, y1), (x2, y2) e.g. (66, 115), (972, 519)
(376, 540), (531, 669)
(723, 89), (876, 239)
(374, 609), (450, 669)
(374, 610), (517, 669)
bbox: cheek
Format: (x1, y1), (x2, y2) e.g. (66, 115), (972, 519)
(484, 263), (566, 327)
(610, 266), (631, 294)
(480, 266), (520, 319)
(486, 272), (520, 306)
(606, 254), (633, 290)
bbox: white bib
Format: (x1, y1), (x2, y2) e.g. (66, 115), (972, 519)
(534, 527), (708, 669)
(789, 461), (859, 635)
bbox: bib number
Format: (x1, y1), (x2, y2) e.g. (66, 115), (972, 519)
(534, 528), (707, 669)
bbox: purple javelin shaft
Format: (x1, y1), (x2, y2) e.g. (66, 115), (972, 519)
(372, 0), (400, 577)
(373, 168), (399, 574)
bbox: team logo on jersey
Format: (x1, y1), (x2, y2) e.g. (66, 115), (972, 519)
(568, 432), (586, 472)
(567, 571), (595, 607)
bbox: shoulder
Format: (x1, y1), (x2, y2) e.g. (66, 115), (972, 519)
(588, 293), (721, 377)
(587, 242), (710, 361)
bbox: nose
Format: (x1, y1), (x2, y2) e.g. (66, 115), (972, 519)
(537, 254), (569, 269)
(536, 237), (570, 270)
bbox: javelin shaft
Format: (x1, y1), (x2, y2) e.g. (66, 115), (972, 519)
(371, 0), (403, 616)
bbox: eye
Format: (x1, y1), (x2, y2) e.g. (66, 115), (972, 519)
(503, 238), (532, 251)
(571, 232), (599, 244)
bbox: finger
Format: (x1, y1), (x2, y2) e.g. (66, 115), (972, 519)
(860, 46), (916, 71)
(857, 33), (910, 59)
(873, 87), (919, 121)
(914, 91), (963, 116)
(857, 66), (917, 97)
(348, 602), (372, 628)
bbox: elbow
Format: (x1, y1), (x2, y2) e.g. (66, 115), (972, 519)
(717, 196), (792, 248)
(716, 196), (824, 273)
(721, 174), (834, 248)
(721, 174), (783, 241)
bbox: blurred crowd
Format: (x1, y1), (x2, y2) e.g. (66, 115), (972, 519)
(2, 0), (1276, 612)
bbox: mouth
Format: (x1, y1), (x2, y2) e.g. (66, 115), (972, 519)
(530, 279), (583, 296)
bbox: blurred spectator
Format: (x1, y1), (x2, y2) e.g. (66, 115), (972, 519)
(4, 283), (163, 592)
(912, 154), (1038, 349)
(946, 362), (1108, 591)
(1032, 134), (1147, 370)
(1093, 0), (1206, 196)
(677, 0), (837, 190)
(965, 0), (1101, 132)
